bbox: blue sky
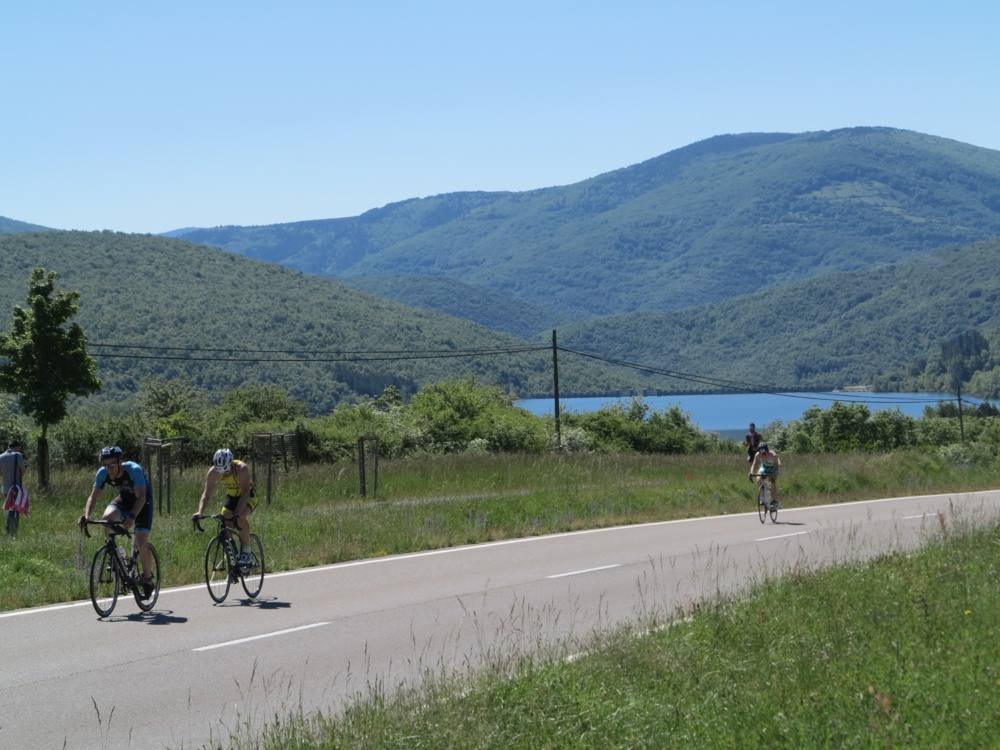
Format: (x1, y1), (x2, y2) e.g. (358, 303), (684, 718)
(3, 1), (998, 234)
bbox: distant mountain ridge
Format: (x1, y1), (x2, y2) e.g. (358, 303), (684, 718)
(170, 127), (1000, 333)
(0, 216), (51, 234)
(558, 237), (1000, 392)
(0, 232), (643, 412)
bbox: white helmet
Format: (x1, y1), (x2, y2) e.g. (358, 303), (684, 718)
(213, 448), (234, 474)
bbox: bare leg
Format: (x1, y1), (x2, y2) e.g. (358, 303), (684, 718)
(134, 530), (153, 577)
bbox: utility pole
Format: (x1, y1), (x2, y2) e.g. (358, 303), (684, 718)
(957, 386), (965, 444)
(552, 330), (562, 449)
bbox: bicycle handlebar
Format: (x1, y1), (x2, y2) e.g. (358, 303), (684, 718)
(191, 512), (240, 533)
(80, 518), (131, 539)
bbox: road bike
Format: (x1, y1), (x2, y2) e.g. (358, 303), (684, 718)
(753, 476), (778, 524)
(82, 519), (161, 617)
(193, 513), (265, 602)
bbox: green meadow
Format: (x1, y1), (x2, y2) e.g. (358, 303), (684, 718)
(2, 448), (999, 612)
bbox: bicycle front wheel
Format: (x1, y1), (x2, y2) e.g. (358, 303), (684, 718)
(757, 482), (768, 524)
(90, 546), (120, 618)
(134, 543), (162, 612)
(205, 536), (231, 603)
(239, 534), (265, 599)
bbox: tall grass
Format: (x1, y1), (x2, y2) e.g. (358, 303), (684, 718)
(220, 514), (1000, 749)
(2, 448), (999, 611)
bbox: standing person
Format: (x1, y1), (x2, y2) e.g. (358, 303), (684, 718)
(193, 448), (255, 567)
(78, 446), (156, 599)
(744, 422), (763, 462)
(1, 439), (28, 535)
(749, 443), (781, 510)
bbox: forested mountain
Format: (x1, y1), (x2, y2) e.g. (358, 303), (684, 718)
(0, 215), (50, 234)
(171, 128), (1000, 332)
(338, 275), (555, 339)
(0, 232), (647, 413)
(557, 238), (1000, 394)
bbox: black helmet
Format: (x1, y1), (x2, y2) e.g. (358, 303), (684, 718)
(99, 445), (124, 461)
(758, 443), (770, 453)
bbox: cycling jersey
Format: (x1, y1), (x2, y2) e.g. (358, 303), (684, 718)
(219, 460), (249, 498)
(757, 456), (779, 477)
(94, 460), (154, 531)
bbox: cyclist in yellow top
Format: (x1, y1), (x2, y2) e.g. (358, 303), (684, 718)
(193, 448), (255, 567)
(748, 443), (781, 510)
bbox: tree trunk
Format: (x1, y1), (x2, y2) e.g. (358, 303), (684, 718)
(37, 425), (49, 489)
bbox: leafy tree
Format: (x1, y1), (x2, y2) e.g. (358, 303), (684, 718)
(216, 383), (307, 424)
(0, 269), (100, 485)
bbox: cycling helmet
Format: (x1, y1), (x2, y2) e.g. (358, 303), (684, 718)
(99, 445), (124, 461)
(758, 443), (770, 453)
(213, 447), (234, 473)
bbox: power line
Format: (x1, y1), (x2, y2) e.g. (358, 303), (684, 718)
(89, 341), (549, 356)
(91, 346), (549, 364)
(87, 338), (959, 405)
(556, 346), (955, 405)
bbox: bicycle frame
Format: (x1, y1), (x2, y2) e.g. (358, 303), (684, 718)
(82, 519), (160, 616)
(193, 513), (265, 602)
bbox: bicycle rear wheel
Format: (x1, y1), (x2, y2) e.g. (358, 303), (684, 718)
(205, 536), (232, 603)
(90, 546), (120, 618)
(239, 533), (265, 599)
(133, 543), (162, 611)
(757, 482), (768, 524)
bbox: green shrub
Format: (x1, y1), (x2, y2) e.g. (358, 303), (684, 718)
(566, 398), (715, 454)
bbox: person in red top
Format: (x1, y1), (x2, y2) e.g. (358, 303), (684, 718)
(743, 423), (762, 463)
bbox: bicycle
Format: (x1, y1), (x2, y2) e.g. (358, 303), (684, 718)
(752, 476), (778, 524)
(192, 513), (265, 602)
(82, 519), (161, 617)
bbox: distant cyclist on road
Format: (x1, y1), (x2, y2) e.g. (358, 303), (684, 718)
(744, 422), (763, 463)
(748, 443), (781, 510)
(193, 448), (255, 567)
(78, 446), (156, 599)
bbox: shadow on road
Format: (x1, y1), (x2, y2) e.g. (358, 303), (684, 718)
(98, 609), (189, 625)
(216, 596), (291, 610)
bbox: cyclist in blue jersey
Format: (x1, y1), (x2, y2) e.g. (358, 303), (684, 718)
(748, 443), (781, 510)
(78, 446), (156, 599)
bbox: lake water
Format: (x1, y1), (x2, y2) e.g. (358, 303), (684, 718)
(516, 391), (978, 434)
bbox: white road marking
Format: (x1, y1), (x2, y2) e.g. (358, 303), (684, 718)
(3, 490), (995, 621)
(755, 531), (810, 542)
(903, 513), (937, 519)
(193, 621), (331, 652)
(546, 563), (621, 579)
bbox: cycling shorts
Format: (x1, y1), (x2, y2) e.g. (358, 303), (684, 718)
(110, 496), (153, 532)
(757, 466), (779, 478)
(223, 494), (255, 514)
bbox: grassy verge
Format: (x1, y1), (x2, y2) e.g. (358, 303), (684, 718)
(1, 448), (999, 611)
(230, 516), (1000, 749)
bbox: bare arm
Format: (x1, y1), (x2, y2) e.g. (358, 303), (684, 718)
(196, 468), (219, 516)
(83, 485), (103, 519)
(234, 463), (253, 515)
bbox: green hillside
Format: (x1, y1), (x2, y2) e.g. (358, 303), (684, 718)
(558, 238), (1000, 393)
(0, 232), (646, 413)
(172, 128), (1000, 328)
(339, 275), (556, 339)
(0, 215), (50, 234)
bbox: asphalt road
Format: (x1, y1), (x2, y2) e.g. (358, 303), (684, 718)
(1, 489), (997, 749)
